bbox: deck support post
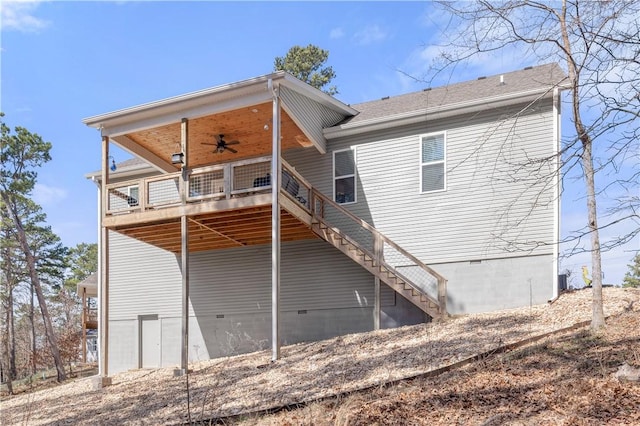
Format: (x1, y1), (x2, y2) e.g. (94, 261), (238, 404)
(176, 214), (189, 375)
(270, 79), (281, 361)
(374, 277), (381, 330)
(373, 235), (382, 330)
(176, 118), (190, 376)
(81, 288), (87, 363)
(94, 135), (112, 389)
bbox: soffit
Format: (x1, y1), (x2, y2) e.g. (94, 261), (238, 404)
(124, 102), (312, 170)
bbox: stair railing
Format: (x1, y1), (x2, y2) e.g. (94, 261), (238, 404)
(309, 188), (447, 316)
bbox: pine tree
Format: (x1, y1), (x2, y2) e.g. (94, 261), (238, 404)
(622, 254), (640, 288)
(274, 44), (338, 95)
(0, 113), (67, 381)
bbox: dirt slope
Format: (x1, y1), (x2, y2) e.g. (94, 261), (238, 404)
(240, 305), (640, 425)
(1, 287), (638, 425)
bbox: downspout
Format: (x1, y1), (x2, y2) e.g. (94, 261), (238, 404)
(552, 88), (560, 301)
(269, 78), (281, 361)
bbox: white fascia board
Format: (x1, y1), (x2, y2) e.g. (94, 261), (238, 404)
(100, 91), (273, 137)
(324, 87), (562, 139)
(83, 74), (286, 135)
(83, 72), (357, 138)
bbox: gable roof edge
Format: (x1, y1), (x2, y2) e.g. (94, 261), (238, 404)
(83, 71), (356, 134)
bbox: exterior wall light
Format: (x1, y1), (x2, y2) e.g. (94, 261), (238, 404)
(108, 156), (117, 171)
(171, 152), (185, 165)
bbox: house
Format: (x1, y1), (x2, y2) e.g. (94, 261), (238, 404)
(83, 63), (567, 383)
(76, 273), (98, 363)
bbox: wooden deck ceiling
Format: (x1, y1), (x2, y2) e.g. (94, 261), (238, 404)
(113, 204), (317, 253)
(125, 103), (314, 171)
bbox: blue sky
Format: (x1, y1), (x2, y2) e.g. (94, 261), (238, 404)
(2, 1), (637, 285)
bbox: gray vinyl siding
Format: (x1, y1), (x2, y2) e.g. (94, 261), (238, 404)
(280, 86), (347, 152)
(285, 99), (557, 265)
(109, 231), (183, 320)
(110, 233), (394, 320)
(107, 234), (398, 372)
(189, 239), (394, 316)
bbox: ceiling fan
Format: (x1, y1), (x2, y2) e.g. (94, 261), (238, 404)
(203, 134), (240, 154)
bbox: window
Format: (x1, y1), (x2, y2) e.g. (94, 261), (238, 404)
(333, 148), (356, 204)
(420, 132), (446, 193)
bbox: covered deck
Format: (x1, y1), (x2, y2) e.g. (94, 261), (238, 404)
(86, 73), (357, 255)
(83, 72), (357, 383)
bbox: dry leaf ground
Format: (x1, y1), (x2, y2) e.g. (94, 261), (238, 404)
(1, 287), (638, 425)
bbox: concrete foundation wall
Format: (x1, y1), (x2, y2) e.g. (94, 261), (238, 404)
(381, 293), (429, 328)
(435, 254), (555, 315)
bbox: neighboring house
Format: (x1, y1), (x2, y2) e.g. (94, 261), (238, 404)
(76, 273), (98, 363)
(84, 63), (567, 379)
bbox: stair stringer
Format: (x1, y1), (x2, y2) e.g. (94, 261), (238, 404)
(310, 220), (444, 319)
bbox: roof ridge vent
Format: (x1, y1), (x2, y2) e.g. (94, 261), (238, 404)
(381, 96), (390, 100)
(524, 66), (533, 70)
(423, 87), (432, 91)
(478, 76), (487, 80)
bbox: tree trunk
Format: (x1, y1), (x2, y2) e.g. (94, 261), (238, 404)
(31, 282), (37, 375)
(2, 192), (67, 381)
(1, 291), (14, 394)
(2, 254), (18, 379)
(559, 0), (605, 330)
(582, 140), (605, 329)
(8, 286), (17, 379)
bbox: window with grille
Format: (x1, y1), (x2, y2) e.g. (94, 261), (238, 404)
(420, 132), (446, 193)
(333, 148), (356, 204)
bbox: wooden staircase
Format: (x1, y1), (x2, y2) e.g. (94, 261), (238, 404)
(278, 162), (448, 320)
(312, 221), (446, 319)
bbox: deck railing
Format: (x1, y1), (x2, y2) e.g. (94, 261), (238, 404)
(83, 307), (98, 327)
(310, 189), (447, 311)
(105, 156), (311, 214)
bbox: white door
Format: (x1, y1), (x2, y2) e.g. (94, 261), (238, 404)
(140, 316), (160, 368)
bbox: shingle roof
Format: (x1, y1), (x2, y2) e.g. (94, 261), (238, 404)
(345, 63), (568, 125)
(76, 273), (98, 296)
(113, 157), (147, 170)
(85, 156), (152, 178)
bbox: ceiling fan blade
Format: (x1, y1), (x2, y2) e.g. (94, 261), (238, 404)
(226, 146), (238, 154)
(201, 142), (217, 146)
(226, 140), (240, 145)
